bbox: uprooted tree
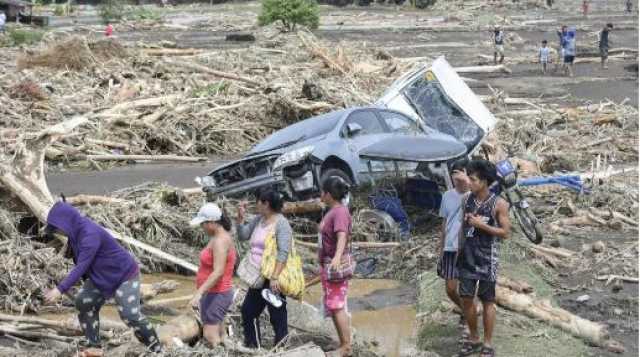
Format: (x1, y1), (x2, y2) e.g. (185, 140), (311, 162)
(258, 0), (320, 31)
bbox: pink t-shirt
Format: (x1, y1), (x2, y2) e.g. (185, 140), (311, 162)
(249, 221), (273, 266)
(319, 205), (352, 261)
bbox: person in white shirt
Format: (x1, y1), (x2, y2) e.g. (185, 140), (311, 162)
(0, 12), (6, 34)
(538, 40), (551, 74)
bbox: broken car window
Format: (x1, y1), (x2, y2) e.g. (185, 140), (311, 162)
(379, 110), (423, 135)
(343, 110), (385, 137)
(403, 77), (484, 151)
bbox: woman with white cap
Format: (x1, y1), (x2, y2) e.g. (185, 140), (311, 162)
(190, 203), (237, 347)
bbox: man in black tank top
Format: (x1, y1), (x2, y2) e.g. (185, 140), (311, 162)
(456, 160), (511, 357)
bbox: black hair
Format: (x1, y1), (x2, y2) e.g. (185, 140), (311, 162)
(542, 40), (548, 44)
(322, 176), (350, 201)
(256, 187), (284, 213)
(466, 160), (498, 186)
(215, 207), (232, 231)
(606, 23), (613, 29)
(450, 158), (469, 173)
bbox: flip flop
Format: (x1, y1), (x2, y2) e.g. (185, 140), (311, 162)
(479, 346), (496, 357)
(457, 340), (482, 357)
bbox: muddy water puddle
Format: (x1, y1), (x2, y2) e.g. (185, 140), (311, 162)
(41, 276), (416, 356)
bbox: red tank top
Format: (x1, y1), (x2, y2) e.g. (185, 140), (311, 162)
(196, 244), (236, 293)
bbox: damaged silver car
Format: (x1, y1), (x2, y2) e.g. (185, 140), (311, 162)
(201, 57), (497, 200)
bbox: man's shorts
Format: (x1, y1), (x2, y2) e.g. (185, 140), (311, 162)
(459, 278), (496, 303)
(564, 55), (575, 64)
(600, 46), (609, 59)
(494, 44), (505, 55)
(437, 251), (459, 280)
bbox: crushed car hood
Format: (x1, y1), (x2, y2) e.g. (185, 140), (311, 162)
(359, 134), (466, 162)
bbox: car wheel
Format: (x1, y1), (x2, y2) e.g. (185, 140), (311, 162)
(320, 168), (353, 187)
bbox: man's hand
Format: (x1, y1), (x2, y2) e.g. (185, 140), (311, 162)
(44, 288), (62, 304)
(466, 214), (485, 229)
(190, 292), (202, 310)
(236, 201), (247, 224)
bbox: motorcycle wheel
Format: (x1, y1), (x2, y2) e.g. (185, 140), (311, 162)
(509, 190), (544, 244)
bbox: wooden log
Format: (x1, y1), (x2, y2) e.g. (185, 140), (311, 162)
(588, 208), (637, 226)
(495, 286), (610, 346)
(85, 138), (130, 150)
(140, 280), (179, 300)
(497, 276), (534, 294)
(0, 313), (126, 334)
(146, 295), (193, 306)
(595, 275), (639, 284)
(142, 48), (203, 56)
(163, 59), (262, 87)
(282, 199), (324, 215)
(294, 239), (400, 250)
(526, 243), (575, 259)
(0, 325), (76, 342)
(84, 154), (206, 163)
(157, 314), (200, 347)
(454, 64), (512, 74)
(95, 95), (182, 119)
(66, 194), (128, 206)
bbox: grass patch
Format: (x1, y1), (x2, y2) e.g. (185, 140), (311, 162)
(191, 81), (229, 98)
(4, 28), (45, 46)
(124, 6), (164, 21)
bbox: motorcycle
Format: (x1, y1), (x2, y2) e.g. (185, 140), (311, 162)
(492, 159), (544, 244)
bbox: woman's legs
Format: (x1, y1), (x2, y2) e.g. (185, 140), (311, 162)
(266, 295), (288, 346)
(241, 288), (267, 348)
(114, 277), (161, 352)
(203, 324), (223, 347)
(331, 309), (352, 356)
(75, 281), (105, 348)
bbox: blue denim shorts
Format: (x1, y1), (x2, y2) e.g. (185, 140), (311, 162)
(200, 290), (234, 325)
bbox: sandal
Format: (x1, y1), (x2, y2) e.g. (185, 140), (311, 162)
(457, 340), (482, 357)
(480, 346), (496, 357)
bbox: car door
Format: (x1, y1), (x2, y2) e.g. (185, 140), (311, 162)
(375, 56), (497, 155)
(340, 109), (392, 183)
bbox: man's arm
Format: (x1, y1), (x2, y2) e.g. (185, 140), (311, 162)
(471, 199), (511, 239)
(439, 221), (446, 254)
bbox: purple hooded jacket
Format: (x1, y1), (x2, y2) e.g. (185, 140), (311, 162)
(47, 202), (138, 298)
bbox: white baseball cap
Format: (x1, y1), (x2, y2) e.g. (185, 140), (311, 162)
(190, 203), (222, 227)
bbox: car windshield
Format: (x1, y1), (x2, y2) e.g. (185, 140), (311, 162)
(250, 111), (343, 154)
(403, 76), (483, 151)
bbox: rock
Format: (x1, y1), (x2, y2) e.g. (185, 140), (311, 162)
(576, 294), (590, 303)
(548, 238), (561, 248)
(605, 340), (626, 354)
(612, 279), (624, 293)
(225, 33), (256, 42)
(591, 241), (606, 253)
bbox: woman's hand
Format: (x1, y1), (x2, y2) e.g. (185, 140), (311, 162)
(44, 288), (62, 304)
(190, 292), (202, 310)
(270, 279), (281, 294)
(329, 256), (341, 272)
(236, 201), (247, 224)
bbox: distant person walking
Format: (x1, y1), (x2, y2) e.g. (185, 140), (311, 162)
(582, 0), (589, 16)
(456, 160), (511, 357)
(625, 0), (633, 13)
(538, 40), (551, 74)
(105, 23), (113, 37)
(493, 26), (505, 64)
(599, 23), (614, 69)
(563, 29), (577, 77)
(0, 11), (6, 34)
(555, 25), (568, 72)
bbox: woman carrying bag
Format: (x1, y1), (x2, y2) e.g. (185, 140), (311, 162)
(318, 177), (354, 357)
(236, 188), (293, 348)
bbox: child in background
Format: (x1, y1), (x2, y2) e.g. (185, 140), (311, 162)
(105, 23), (113, 37)
(538, 40), (551, 74)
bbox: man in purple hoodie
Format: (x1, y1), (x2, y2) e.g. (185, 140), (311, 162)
(43, 202), (161, 355)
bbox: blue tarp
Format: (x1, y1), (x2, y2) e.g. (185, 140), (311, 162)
(518, 175), (588, 193)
